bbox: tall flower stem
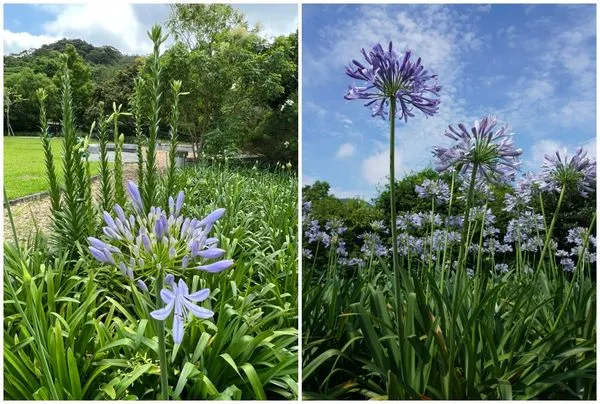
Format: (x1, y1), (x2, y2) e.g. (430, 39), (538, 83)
(388, 97), (402, 336)
(155, 273), (169, 400)
(536, 183), (566, 272)
(458, 163), (479, 271)
(440, 171), (456, 290)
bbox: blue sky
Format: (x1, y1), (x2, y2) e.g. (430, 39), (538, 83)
(303, 4), (596, 200)
(3, 4), (298, 55)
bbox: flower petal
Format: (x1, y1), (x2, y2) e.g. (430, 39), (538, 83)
(178, 278), (189, 296)
(160, 289), (175, 304)
(195, 259), (234, 273)
(197, 248), (225, 259)
(172, 300), (184, 344)
(150, 299), (174, 321)
(164, 274), (176, 288)
(183, 298), (214, 319)
(199, 208), (225, 227)
(186, 288), (210, 302)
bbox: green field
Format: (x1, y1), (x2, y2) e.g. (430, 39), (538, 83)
(4, 136), (101, 200)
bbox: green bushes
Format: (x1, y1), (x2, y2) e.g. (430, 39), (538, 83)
(302, 170), (596, 400)
(4, 23), (298, 400)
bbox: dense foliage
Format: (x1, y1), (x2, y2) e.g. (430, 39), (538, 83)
(4, 5), (297, 165)
(4, 11), (298, 400)
(302, 166), (596, 399)
(5, 164), (298, 399)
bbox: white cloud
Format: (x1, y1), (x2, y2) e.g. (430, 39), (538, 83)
(528, 137), (597, 172)
(498, 7), (595, 134)
(530, 139), (567, 169)
(4, 4), (162, 55)
(330, 187), (373, 200)
(303, 175), (317, 186)
(238, 5), (297, 39)
(475, 5), (492, 13)
(3, 30), (60, 54)
(336, 143), (355, 159)
(361, 146), (410, 185)
(4, 4), (297, 56)
(580, 137), (596, 160)
(308, 5), (483, 175)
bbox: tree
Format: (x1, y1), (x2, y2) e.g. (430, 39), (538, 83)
(243, 33), (298, 165)
(374, 168), (458, 220)
(303, 180), (383, 257)
(52, 45), (93, 128)
(4, 68), (58, 133)
(91, 57), (145, 135)
(167, 4), (248, 51)
(3, 88), (26, 136)
(163, 5), (297, 161)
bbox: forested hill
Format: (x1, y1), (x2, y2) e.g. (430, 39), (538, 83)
(4, 38), (142, 136)
(4, 5), (298, 166)
(5, 38), (137, 67)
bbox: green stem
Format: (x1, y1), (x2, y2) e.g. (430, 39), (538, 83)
(536, 184), (566, 272)
(458, 163), (479, 271)
(552, 212), (596, 331)
(389, 97), (402, 337)
(155, 274), (169, 400)
(440, 171), (456, 291)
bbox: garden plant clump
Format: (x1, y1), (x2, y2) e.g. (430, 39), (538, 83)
(302, 42), (596, 400)
(4, 23), (297, 400)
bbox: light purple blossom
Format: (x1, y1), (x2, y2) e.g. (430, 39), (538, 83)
(336, 239), (348, 257)
(560, 258), (576, 273)
(195, 259), (234, 273)
(433, 115), (522, 184)
(360, 232), (388, 257)
(126, 181), (144, 213)
(415, 179), (450, 205)
(150, 275), (213, 344)
(305, 220), (322, 243)
(137, 280), (149, 292)
(503, 191), (531, 213)
(540, 147), (596, 196)
(504, 211), (545, 245)
(325, 219), (347, 236)
(370, 220), (388, 233)
(566, 227), (587, 246)
(345, 42), (441, 121)
(338, 257), (366, 269)
(88, 184), (233, 281)
(495, 263), (509, 273)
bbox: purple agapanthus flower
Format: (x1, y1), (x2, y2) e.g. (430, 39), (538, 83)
(432, 115), (522, 183)
(560, 258), (576, 273)
(566, 227), (587, 246)
(540, 147), (596, 196)
(415, 179), (450, 205)
(87, 182), (233, 280)
(338, 257), (366, 269)
(495, 263), (509, 273)
(150, 275), (213, 344)
(345, 42), (441, 121)
(360, 232), (388, 257)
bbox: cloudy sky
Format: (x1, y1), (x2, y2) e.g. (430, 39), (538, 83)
(303, 4), (596, 200)
(3, 3), (298, 55)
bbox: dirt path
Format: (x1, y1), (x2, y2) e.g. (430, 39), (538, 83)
(4, 151), (169, 244)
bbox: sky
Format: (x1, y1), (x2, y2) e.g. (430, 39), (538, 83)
(303, 4), (597, 200)
(3, 3), (298, 55)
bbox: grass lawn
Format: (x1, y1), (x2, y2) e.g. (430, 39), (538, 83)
(4, 136), (102, 200)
